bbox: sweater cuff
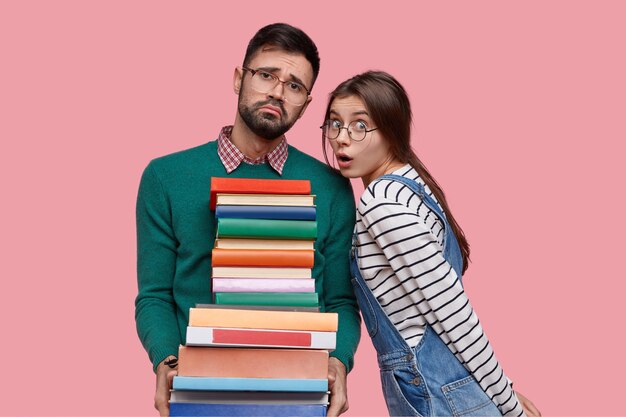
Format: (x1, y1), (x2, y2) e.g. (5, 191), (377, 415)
(329, 350), (354, 374)
(151, 346), (180, 373)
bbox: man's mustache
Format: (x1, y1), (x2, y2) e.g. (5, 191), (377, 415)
(254, 99), (286, 117)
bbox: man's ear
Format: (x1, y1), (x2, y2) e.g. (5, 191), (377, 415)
(233, 67), (244, 94)
(297, 95), (313, 119)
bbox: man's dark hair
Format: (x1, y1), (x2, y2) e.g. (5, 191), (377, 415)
(243, 23), (320, 89)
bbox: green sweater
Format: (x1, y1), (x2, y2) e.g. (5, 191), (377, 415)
(135, 140), (361, 372)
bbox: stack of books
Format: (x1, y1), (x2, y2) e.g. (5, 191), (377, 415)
(171, 307), (337, 416)
(169, 178), (335, 416)
(210, 177), (318, 308)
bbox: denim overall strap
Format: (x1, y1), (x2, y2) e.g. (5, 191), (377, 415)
(378, 174), (464, 280)
(356, 175), (502, 417)
(350, 234), (414, 369)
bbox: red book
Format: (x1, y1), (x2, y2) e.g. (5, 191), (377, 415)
(214, 328), (310, 346)
(185, 326), (336, 350)
(212, 248), (314, 268)
(210, 177), (311, 209)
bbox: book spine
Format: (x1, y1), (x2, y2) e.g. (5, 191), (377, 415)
(169, 390), (329, 405)
(212, 266), (311, 279)
(194, 304), (320, 312)
(214, 238), (315, 251)
(215, 238), (315, 250)
(212, 278), (315, 293)
(172, 376), (329, 392)
(177, 346), (329, 379)
(185, 326), (337, 350)
(212, 248), (314, 268)
(216, 205), (316, 220)
(217, 218), (317, 240)
(170, 403), (327, 417)
(210, 177), (311, 209)
(188, 308), (338, 331)
(214, 292), (319, 307)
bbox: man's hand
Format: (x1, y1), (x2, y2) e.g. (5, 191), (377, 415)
(154, 356), (177, 417)
(327, 357), (349, 417)
(516, 390), (541, 417)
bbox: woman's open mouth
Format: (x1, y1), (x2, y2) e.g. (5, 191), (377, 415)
(336, 153), (353, 168)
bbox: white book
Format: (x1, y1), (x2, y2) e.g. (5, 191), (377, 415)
(216, 193), (315, 206)
(212, 266), (312, 279)
(186, 326), (336, 350)
(215, 238), (315, 251)
(170, 389), (329, 404)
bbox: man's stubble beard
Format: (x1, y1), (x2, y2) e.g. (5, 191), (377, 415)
(237, 87), (301, 140)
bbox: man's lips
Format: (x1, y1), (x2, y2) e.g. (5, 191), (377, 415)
(258, 105), (282, 117)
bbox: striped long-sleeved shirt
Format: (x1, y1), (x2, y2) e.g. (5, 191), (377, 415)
(355, 164), (523, 416)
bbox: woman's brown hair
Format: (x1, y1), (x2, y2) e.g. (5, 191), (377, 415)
(322, 71), (471, 273)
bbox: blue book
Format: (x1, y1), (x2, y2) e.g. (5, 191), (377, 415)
(173, 376), (328, 392)
(216, 205), (316, 220)
(170, 403), (326, 417)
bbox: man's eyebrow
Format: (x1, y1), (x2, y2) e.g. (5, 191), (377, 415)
(256, 66), (308, 88)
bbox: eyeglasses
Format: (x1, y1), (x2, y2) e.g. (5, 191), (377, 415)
(241, 67), (310, 106)
(320, 120), (379, 142)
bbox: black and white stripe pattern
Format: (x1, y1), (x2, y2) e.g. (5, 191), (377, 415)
(356, 164), (524, 417)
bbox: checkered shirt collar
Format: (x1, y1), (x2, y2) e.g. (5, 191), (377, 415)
(217, 125), (288, 175)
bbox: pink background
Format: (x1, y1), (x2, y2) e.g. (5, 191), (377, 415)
(1, 1), (625, 415)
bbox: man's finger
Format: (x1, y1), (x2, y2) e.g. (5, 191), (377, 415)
(167, 369), (177, 387)
(326, 395), (342, 417)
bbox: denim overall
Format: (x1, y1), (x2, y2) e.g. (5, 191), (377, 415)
(351, 174), (502, 417)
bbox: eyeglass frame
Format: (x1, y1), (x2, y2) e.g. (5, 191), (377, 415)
(241, 67), (311, 106)
(320, 120), (379, 143)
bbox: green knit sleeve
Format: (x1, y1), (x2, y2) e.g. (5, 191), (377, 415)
(322, 180), (362, 372)
(135, 162), (182, 372)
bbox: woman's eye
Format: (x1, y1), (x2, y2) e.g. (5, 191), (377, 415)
(331, 120), (342, 129)
(354, 121), (367, 131)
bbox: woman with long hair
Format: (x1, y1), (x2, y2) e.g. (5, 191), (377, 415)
(322, 71), (540, 417)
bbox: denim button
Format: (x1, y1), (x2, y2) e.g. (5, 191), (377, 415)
(410, 376), (421, 385)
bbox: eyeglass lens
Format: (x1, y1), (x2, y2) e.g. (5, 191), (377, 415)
(324, 121), (368, 141)
(248, 70), (307, 105)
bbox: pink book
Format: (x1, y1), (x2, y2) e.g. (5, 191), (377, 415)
(212, 278), (315, 293)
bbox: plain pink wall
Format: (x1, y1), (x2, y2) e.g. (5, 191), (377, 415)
(1, 1), (625, 415)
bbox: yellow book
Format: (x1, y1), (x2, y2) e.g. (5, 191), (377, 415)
(189, 308), (338, 331)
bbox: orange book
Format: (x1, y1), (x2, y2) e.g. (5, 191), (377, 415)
(210, 177), (311, 209)
(177, 346), (329, 379)
(189, 308), (338, 331)
(212, 248), (314, 268)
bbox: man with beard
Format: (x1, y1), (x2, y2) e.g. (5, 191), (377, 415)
(135, 23), (361, 417)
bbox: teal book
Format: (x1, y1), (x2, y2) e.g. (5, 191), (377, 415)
(173, 376), (328, 392)
(217, 218), (317, 240)
(214, 292), (319, 307)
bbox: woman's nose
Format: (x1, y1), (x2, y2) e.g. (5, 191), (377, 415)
(335, 128), (351, 146)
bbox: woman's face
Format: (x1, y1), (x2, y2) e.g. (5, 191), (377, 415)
(327, 95), (398, 185)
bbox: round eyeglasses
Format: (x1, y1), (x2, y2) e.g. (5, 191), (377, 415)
(241, 67), (310, 106)
(320, 120), (379, 142)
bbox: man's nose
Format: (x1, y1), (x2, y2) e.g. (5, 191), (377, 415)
(268, 81), (285, 101)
